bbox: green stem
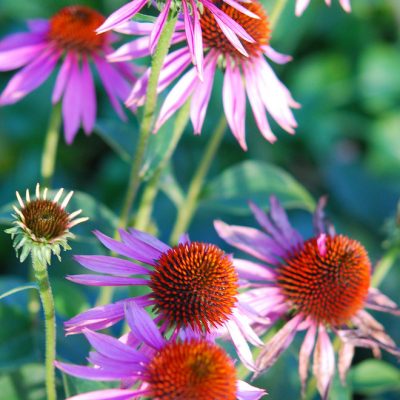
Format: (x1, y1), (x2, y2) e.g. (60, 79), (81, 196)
(270, 0), (289, 29)
(118, 14), (178, 230)
(32, 256), (57, 400)
(135, 101), (190, 231)
(41, 103), (62, 188)
(371, 248), (399, 288)
(169, 116), (227, 244)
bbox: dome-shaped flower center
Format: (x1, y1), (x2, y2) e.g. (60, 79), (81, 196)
(277, 235), (371, 326)
(21, 199), (70, 241)
(146, 339), (237, 400)
(49, 6), (106, 53)
(150, 242), (238, 332)
(200, 0), (270, 59)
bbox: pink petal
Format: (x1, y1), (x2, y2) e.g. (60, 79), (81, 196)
(223, 0), (261, 19)
(233, 258), (277, 281)
(96, 0), (148, 33)
(67, 389), (148, 400)
(263, 46), (292, 64)
(317, 233), (327, 256)
(295, 0), (311, 16)
(0, 42), (47, 71)
(52, 53), (73, 104)
(66, 274), (149, 286)
(340, 0), (351, 12)
(338, 341), (354, 385)
(81, 56), (96, 134)
(190, 53), (217, 133)
(236, 380), (266, 400)
(223, 60), (246, 149)
(299, 324), (316, 396)
(313, 325), (335, 400)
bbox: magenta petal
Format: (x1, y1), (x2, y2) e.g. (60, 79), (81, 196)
(66, 274), (149, 286)
(74, 255), (150, 276)
(232, 258), (277, 281)
(0, 31), (46, 51)
(125, 301), (165, 350)
(83, 329), (148, 363)
(222, 0), (260, 19)
(0, 48), (59, 105)
(0, 42), (47, 71)
(96, 0), (148, 33)
(81, 56), (96, 134)
(62, 53), (82, 144)
(52, 54), (73, 104)
(126, 227), (170, 253)
(55, 361), (133, 381)
(263, 46), (292, 64)
(107, 37), (152, 62)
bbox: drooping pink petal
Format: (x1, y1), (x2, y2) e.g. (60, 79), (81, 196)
(223, 0), (261, 19)
(74, 255), (150, 276)
(52, 53), (73, 104)
(236, 380), (266, 400)
(255, 314), (303, 376)
(66, 274), (149, 286)
(154, 66), (198, 132)
(62, 53), (82, 144)
(125, 301), (165, 350)
(263, 46), (292, 64)
(338, 341), (354, 385)
(340, 0), (351, 12)
(365, 288), (400, 316)
(190, 53), (217, 133)
(0, 41), (47, 71)
(313, 325), (335, 400)
(0, 48), (59, 105)
(149, 0), (172, 54)
(243, 62), (276, 143)
(295, 0), (311, 16)
(93, 55), (129, 120)
(223, 60), (246, 149)
(299, 324), (316, 396)
(96, 0), (148, 33)
(81, 56), (96, 134)
(225, 319), (256, 371)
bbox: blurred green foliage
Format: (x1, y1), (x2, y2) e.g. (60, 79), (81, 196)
(0, 0), (400, 399)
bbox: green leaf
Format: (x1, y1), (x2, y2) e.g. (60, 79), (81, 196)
(52, 278), (89, 319)
(67, 191), (118, 234)
(94, 118), (137, 162)
(201, 160), (315, 215)
(349, 359), (400, 395)
(0, 284), (38, 301)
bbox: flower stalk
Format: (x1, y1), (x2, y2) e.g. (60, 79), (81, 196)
(169, 116), (227, 244)
(32, 255), (57, 400)
(41, 104), (62, 188)
(118, 13), (179, 230)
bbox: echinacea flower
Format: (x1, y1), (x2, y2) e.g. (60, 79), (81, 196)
(0, 6), (136, 143)
(65, 230), (267, 370)
(57, 302), (266, 400)
(215, 197), (400, 399)
(295, 0), (351, 16)
(96, 0), (259, 79)
(5, 183), (88, 265)
(123, 0), (298, 150)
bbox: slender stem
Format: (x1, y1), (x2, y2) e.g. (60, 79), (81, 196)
(32, 256), (57, 400)
(135, 101), (190, 231)
(41, 103), (62, 188)
(270, 0), (289, 29)
(371, 248), (399, 288)
(118, 14), (178, 230)
(169, 116), (227, 244)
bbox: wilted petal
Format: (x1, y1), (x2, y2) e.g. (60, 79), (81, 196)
(236, 380), (266, 400)
(299, 324), (316, 396)
(338, 341), (354, 385)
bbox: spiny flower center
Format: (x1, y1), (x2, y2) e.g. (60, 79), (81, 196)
(277, 235), (371, 326)
(21, 199), (70, 241)
(200, 0), (270, 58)
(150, 242), (238, 332)
(146, 339), (237, 400)
(49, 6), (106, 53)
